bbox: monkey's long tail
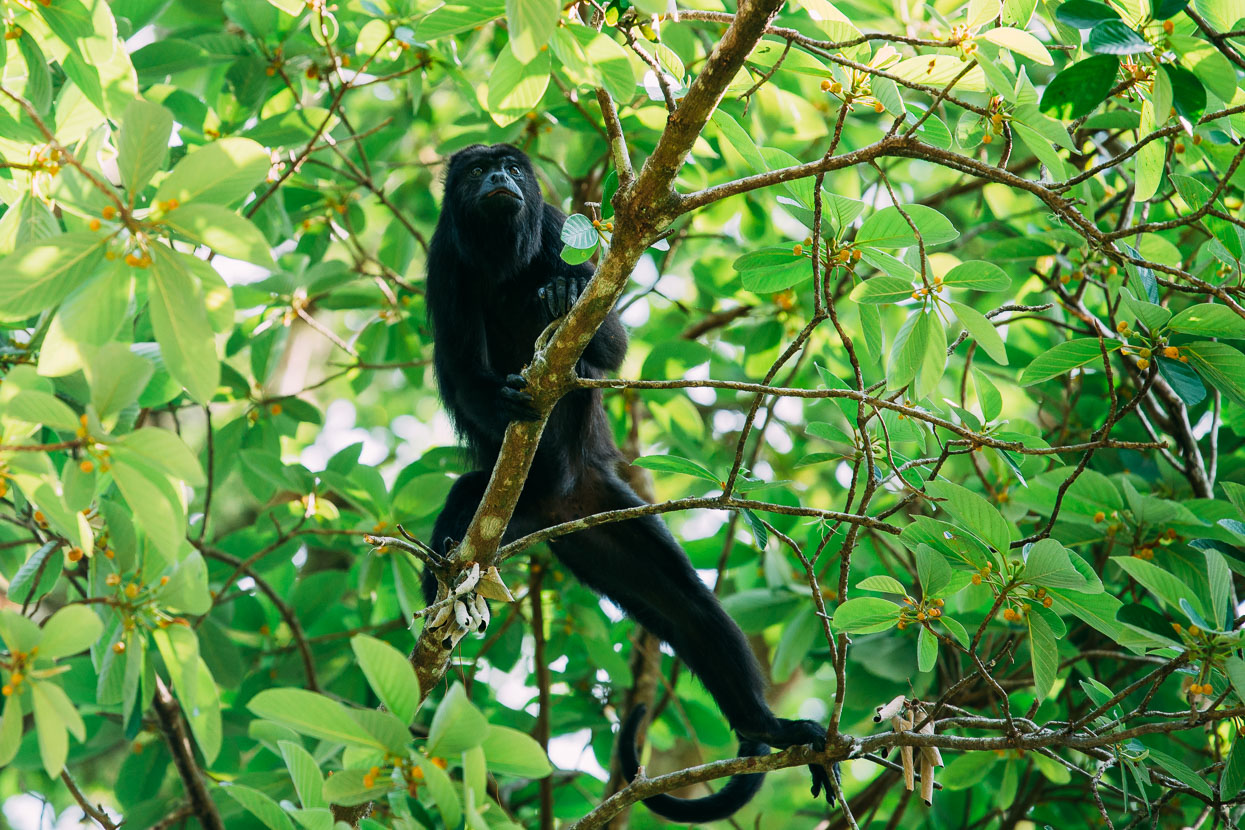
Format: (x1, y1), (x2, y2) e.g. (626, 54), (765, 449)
(617, 704), (769, 823)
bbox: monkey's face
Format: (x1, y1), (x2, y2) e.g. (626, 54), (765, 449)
(446, 145), (537, 225)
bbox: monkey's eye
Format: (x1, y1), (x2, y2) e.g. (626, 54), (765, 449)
(470, 167), (483, 177)
(508, 165), (521, 176)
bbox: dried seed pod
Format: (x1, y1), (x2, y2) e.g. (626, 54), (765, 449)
(875, 694), (907, 723)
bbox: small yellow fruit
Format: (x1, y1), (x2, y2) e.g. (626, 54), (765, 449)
(1093, 511), (1105, 523)
(1175, 142), (1185, 154)
(793, 244), (803, 256)
(1116, 321), (1130, 334)
(67, 548), (83, 562)
(89, 218), (101, 231)
(820, 79), (832, 91)
(1137, 358), (1150, 370)
(873, 100), (885, 113)
(106, 574), (121, 586)
(982, 133), (993, 145)
(102, 205), (117, 220)
(1164, 346), (1179, 358)
(1163, 19), (1174, 33)
(113, 642), (125, 654)
(80, 460), (94, 473)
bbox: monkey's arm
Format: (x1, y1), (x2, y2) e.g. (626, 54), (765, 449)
(433, 327), (538, 436)
(537, 263), (628, 372)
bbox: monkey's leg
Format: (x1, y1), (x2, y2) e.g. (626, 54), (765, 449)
(548, 474), (832, 788)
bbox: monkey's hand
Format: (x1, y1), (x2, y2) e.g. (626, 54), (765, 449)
(538, 274), (589, 322)
(498, 374), (540, 421)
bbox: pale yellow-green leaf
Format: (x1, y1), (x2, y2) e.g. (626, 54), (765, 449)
(892, 55), (988, 93)
(38, 605), (103, 660)
(163, 203), (275, 268)
(486, 45), (550, 126)
(147, 247), (220, 404)
(981, 27), (1053, 65)
(506, 0), (559, 63)
(154, 137), (270, 207)
(0, 233), (105, 322)
(117, 98), (173, 195)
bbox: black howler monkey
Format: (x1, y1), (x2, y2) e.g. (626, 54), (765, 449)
(422, 143), (833, 823)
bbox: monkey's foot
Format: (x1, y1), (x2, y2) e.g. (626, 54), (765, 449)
(538, 274), (589, 321)
(764, 719), (838, 804)
(499, 374), (540, 421)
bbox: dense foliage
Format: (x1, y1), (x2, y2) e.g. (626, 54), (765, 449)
(3, 0), (1245, 827)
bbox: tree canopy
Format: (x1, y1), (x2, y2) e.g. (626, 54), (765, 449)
(3, 0), (1245, 828)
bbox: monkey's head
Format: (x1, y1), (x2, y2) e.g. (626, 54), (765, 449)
(442, 144), (544, 273)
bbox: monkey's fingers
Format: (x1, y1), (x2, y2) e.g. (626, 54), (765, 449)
(553, 276), (570, 316)
(504, 373), (528, 389)
(538, 286), (558, 320)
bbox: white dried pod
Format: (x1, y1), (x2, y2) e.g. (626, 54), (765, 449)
(473, 593), (491, 632)
(455, 562), (482, 596)
(920, 755), (935, 805)
(428, 601), (453, 629)
(875, 694), (907, 723)
(454, 599), (471, 629)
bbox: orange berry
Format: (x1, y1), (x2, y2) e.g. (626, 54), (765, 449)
(67, 548), (83, 562)
(1163, 19), (1174, 33)
(1189, 626), (1202, 637)
(1042, 596), (1053, 608)
(125, 583), (139, 599)
(1059, 273), (1071, 284)
(112, 641), (125, 654)
(1193, 135), (1203, 145)
(431, 757), (448, 769)
(1137, 358), (1150, 370)
(101, 206), (116, 220)
(89, 218), (101, 231)
(104, 549), (114, 559)
(159, 575), (169, 586)
(411, 767), (424, 781)
(897, 620), (908, 630)
(270, 403), (283, 415)
(982, 133), (993, 145)
(1164, 346), (1179, 358)
(80, 460), (94, 473)
(971, 574), (982, 585)
(820, 79), (832, 91)
(1093, 511), (1105, 523)
(362, 774), (375, 788)
(1116, 321), (1130, 334)
(1, 686), (10, 696)
(1175, 142), (1185, 154)
(1180, 355), (1189, 362)
(793, 244), (803, 256)
(33, 511), (45, 524)
(873, 100), (885, 113)
(265, 66), (276, 76)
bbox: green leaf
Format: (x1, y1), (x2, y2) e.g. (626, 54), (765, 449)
(831, 597), (900, 634)
(223, 784), (298, 830)
(925, 480), (1012, 554)
(1135, 101), (1164, 202)
(888, 310), (929, 391)
(7, 542), (60, 606)
(1114, 556), (1203, 615)
(1185, 341), (1245, 406)
(31, 682), (72, 776)
(1143, 745), (1214, 798)
(486, 45), (550, 127)
(951, 302), (1008, 364)
(1020, 338), (1121, 385)
(943, 260), (1011, 291)
(87, 343), (155, 422)
(1168, 304), (1245, 339)
(917, 625), (938, 672)
(322, 769), (392, 805)
(481, 725), (553, 777)
(1027, 609), (1058, 702)
(279, 740), (327, 809)
(427, 682), (487, 756)
(1055, 0), (1122, 27)
(163, 204), (275, 268)
(117, 98), (173, 195)
(771, 607), (820, 681)
(1039, 55), (1120, 120)
(0, 233), (106, 322)
(4, 390), (80, 431)
(148, 247), (220, 404)
(154, 137), (270, 207)
(1024, 539), (1090, 589)
(1087, 20), (1153, 55)
(110, 459), (185, 560)
(0, 696), (22, 768)
(734, 247), (808, 292)
(412, 753), (462, 827)
(852, 276), (915, 304)
(632, 455), (721, 485)
(1152, 0), (1190, 17)
(1162, 63), (1206, 123)
(350, 634), (420, 726)
(941, 751), (997, 790)
(115, 427), (206, 486)
(419, 1), (505, 40)
(560, 214), (598, 250)
(506, 0), (558, 63)
(38, 605), (103, 659)
(857, 205), (958, 248)
(857, 575), (908, 594)
(1223, 735), (1245, 797)
(248, 689), (385, 749)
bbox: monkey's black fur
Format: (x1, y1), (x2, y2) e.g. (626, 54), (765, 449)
(422, 144), (834, 823)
